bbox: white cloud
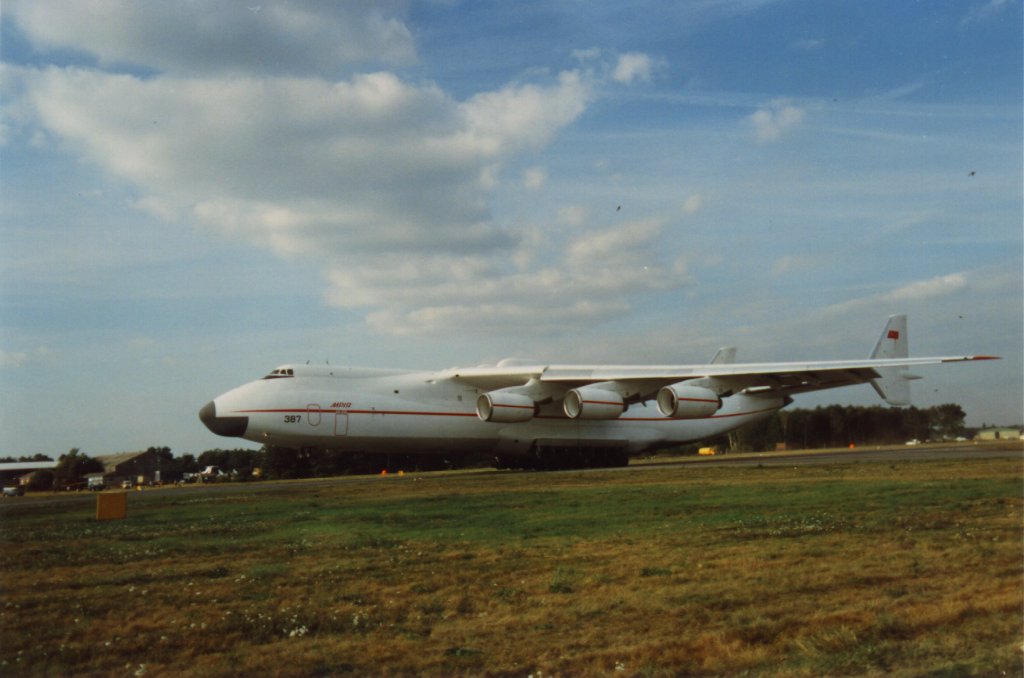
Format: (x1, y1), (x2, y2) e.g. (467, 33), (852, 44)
(0, 346), (51, 368)
(681, 194), (703, 215)
(572, 47), (602, 63)
(961, 0), (1015, 27)
(6, 0), (416, 75)
(523, 166), (547, 190)
(8, 29), (687, 337)
(0, 349), (31, 368)
(875, 273), (969, 304)
(566, 218), (662, 268)
(826, 273), (969, 317)
(747, 99), (806, 143)
(612, 52), (653, 84)
(557, 205), (589, 228)
(791, 38), (824, 51)
(327, 216), (690, 336)
(771, 254), (816, 276)
(459, 71), (590, 154)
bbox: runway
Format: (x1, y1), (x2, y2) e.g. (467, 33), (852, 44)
(640, 441), (1023, 468)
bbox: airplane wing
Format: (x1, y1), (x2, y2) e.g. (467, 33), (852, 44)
(540, 355), (996, 399)
(449, 355), (995, 396)
(445, 315), (997, 409)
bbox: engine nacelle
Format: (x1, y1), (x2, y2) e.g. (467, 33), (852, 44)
(656, 383), (722, 419)
(477, 392), (536, 423)
(563, 387), (625, 420)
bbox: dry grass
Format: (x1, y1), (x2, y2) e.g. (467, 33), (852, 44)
(1, 453), (1021, 676)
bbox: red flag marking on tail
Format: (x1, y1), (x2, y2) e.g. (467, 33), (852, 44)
(887, 330), (900, 340)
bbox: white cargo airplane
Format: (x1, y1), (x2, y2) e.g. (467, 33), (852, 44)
(199, 316), (996, 469)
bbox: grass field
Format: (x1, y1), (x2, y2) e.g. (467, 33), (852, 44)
(1, 451), (1021, 676)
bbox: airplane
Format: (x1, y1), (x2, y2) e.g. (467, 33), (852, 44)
(199, 315), (997, 470)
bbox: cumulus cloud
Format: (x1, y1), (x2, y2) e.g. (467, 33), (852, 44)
(5, 6), (683, 337)
(358, 217), (688, 336)
(747, 99), (806, 143)
(875, 273), (968, 303)
(523, 166), (547, 190)
(612, 52), (654, 84)
(6, 0), (416, 75)
(558, 205), (589, 228)
(826, 273), (969, 316)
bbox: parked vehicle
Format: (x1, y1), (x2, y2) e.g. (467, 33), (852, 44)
(3, 486), (25, 497)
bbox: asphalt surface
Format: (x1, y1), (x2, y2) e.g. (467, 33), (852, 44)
(2, 442), (1020, 512)
(641, 441), (1024, 468)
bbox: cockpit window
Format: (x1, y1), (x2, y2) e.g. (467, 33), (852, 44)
(262, 367), (295, 380)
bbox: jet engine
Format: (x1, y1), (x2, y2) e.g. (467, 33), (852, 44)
(656, 383), (722, 419)
(563, 387), (626, 420)
(477, 392), (536, 423)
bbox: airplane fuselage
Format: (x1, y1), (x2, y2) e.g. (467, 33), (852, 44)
(200, 364), (785, 467)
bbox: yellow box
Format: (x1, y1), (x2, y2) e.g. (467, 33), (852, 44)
(96, 492), (127, 521)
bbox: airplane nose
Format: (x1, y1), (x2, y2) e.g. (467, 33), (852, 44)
(199, 401), (249, 437)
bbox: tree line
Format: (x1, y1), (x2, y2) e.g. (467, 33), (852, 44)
(713, 403), (969, 453)
(2, 404), (974, 487)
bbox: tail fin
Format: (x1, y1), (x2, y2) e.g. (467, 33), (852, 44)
(869, 314), (920, 406)
(710, 346), (737, 364)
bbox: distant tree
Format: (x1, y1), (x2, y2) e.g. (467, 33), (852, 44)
(198, 449), (230, 471)
(262, 445), (299, 478)
(26, 470), (55, 492)
(53, 448), (103, 487)
(929, 403), (966, 440)
(721, 402), (973, 452)
(904, 407), (931, 441)
(227, 448), (259, 478)
(177, 454), (200, 474)
(0, 454), (53, 463)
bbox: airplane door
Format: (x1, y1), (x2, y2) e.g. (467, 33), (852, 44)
(334, 412), (349, 436)
(307, 405), (322, 427)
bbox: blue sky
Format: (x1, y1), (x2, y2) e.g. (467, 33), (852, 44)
(2, 1), (1021, 457)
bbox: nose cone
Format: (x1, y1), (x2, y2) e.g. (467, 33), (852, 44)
(199, 401), (249, 437)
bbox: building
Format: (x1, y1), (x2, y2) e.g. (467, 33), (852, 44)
(96, 450), (163, 486)
(973, 428), (1023, 441)
(0, 461), (58, 487)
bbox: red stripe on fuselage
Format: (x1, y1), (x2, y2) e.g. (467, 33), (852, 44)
(234, 405), (779, 422)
